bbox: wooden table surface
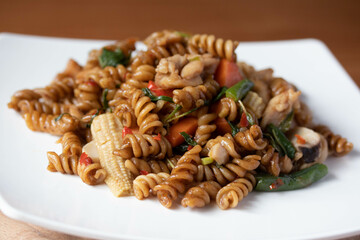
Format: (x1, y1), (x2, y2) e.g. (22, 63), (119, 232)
(0, 0), (359, 239)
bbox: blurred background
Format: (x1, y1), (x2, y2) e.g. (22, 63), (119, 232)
(0, 0), (359, 86)
(0, 0), (359, 239)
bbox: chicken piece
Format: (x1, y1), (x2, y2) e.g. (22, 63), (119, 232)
(209, 143), (229, 165)
(260, 88), (301, 128)
(155, 54), (219, 89)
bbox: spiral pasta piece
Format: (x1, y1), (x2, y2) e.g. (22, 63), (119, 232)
(8, 89), (41, 111)
(114, 133), (172, 159)
(173, 77), (220, 112)
(74, 80), (102, 112)
(80, 65), (127, 89)
(125, 157), (178, 177)
(188, 34), (238, 61)
(111, 99), (136, 128)
(258, 145), (293, 176)
(153, 145), (202, 208)
(181, 181), (221, 208)
(216, 173), (256, 210)
(218, 97), (238, 121)
(194, 113), (217, 146)
(204, 133), (241, 160)
(78, 162), (107, 185)
(128, 89), (166, 135)
(24, 111), (79, 135)
(133, 173), (170, 200)
(234, 125), (267, 151)
(34, 76), (75, 102)
(17, 99), (82, 119)
(131, 44), (186, 70)
(196, 155), (261, 186)
(47, 152), (78, 174)
(313, 125), (353, 157)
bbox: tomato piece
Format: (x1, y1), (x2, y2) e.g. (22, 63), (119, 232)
(80, 152), (93, 166)
(187, 145), (193, 151)
(153, 133), (162, 141)
(85, 79), (99, 87)
(214, 59), (243, 88)
(122, 126), (133, 138)
(239, 112), (249, 128)
(166, 117), (198, 147)
(140, 170), (149, 175)
(148, 81), (173, 97)
(295, 134), (306, 144)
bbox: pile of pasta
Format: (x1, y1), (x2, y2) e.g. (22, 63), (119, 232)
(8, 30), (353, 210)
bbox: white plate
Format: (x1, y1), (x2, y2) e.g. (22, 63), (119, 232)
(0, 33), (359, 240)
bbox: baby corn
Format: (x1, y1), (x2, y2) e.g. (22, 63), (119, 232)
(91, 113), (133, 196)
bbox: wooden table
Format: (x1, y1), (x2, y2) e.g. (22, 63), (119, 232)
(0, 0), (359, 239)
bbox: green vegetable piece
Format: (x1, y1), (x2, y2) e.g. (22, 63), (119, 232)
(279, 111), (294, 132)
(189, 56), (200, 62)
(226, 120), (240, 137)
(86, 109), (101, 128)
(179, 132), (197, 146)
(99, 48), (129, 68)
(266, 124), (296, 159)
(166, 106), (199, 122)
(225, 79), (254, 101)
(246, 112), (254, 126)
(255, 163), (328, 191)
(263, 133), (284, 156)
(175, 31), (191, 38)
(166, 158), (175, 169)
(142, 88), (174, 103)
(201, 157), (214, 165)
(213, 87), (228, 103)
(54, 113), (70, 122)
(173, 143), (189, 155)
(102, 88), (109, 110)
(163, 104), (182, 123)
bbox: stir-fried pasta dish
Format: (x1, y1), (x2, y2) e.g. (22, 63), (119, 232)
(8, 31), (354, 210)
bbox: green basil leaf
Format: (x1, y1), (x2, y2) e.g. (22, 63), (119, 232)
(99, 48), (129, 68)
(225, 79), (254, 101)
(179, 132), (197, 146)
(226, 120), (240, 137)
(54, 113), (70, 122)
(279, 111), (294, 132)
(142, 88), (174, 103)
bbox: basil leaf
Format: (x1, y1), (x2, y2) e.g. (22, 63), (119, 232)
(225, 79), (254, 101)
(102, 88), (109, 110)
(279, 111), (294, 132)
(213, 87), (228, 103)
(173, 143), (189, 155)
(54, 113), (70, 122)
(226, 120), (240, 137)
(266, 124), (296, 159)
(142, 88), (174, 103)
(86, 109), (101, 128)
(99, 48), (129, 68)
(179, 132), (197, 146)
(164, 105), (182, 123)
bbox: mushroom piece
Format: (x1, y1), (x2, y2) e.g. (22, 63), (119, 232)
(288, 127), (328, 169)
(82, 140), (100, 163)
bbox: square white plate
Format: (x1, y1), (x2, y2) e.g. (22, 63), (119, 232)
(0, 33), (359, 240)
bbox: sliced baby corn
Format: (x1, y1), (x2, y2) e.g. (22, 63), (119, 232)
(91, 113), (133, 196)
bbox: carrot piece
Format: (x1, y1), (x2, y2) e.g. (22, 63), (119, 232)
(214, 117), (232, 135)
(166, 117), (198, 147)
(214, 59), (243, 88)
